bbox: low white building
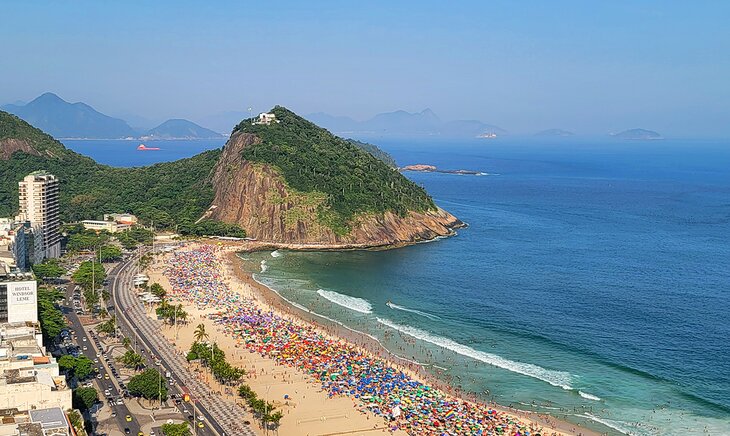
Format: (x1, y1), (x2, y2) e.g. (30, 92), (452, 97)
(81, 220), (131, 233)
(103, 213), (138, 225)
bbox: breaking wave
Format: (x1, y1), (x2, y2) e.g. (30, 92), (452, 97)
(377, 318), (573, 390)
(317, 289), (373, 314)
(386, 301), (440, 320)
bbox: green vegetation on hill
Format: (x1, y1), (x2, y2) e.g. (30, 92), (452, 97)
(0, 111), (244, 236)
(234, 106), (435, 233)
(345, 139), (397, 167)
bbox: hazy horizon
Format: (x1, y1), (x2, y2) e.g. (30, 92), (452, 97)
(2, 1), (729, 137)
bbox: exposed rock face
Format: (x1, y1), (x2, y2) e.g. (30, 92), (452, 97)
(208, 131), (464, 248)
(0, 139), (41, 160)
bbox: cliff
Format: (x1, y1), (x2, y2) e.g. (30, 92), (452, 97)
(207, 128), (463, 248)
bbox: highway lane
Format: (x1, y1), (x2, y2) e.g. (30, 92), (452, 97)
(62, 282), (141, 436)
(108, 249), (256, 436)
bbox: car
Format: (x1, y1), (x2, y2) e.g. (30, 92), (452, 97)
(97, 374), (102, 379)
(116, 398), (124, 405)
(124, 428), (130, 434)
(125, 415), (132, 422)
(111, 411), (117, 417)
(138, 432), (145, 436)
(82, 337), (87, 342)
(82, 346), (88, 351)
(104, 374), (110, 380)
(197, 422), (204, 428)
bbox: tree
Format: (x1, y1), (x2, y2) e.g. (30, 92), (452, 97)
(58, 355), (77, 375)
(37, 288), (65, 343)
(96, 316), (116, 335)
(74, 355), (94, 380)
(161, 423), (192, 436)
(72, 261), (106, 291)
(150, 282), (166, 299)
(128, 368), (168, 401)
(122, 336), (132, 349)
(32, 259), (65, 281)
(99, 244), (122, 262)
(118, 350), (145, 371)
(193, 323), (208, 343)
(60, 355), (94, 380)
(73, 387), (99, 411)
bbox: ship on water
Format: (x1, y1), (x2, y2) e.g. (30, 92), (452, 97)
(137, 143), (160, 151)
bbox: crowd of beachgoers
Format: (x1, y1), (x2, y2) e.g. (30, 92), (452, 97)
(163, 244), (553, 436)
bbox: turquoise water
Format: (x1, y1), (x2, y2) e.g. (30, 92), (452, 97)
(239, 138), (730, 435)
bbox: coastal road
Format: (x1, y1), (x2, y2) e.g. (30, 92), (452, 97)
(62, 283), (142, 436)
(109, 249), (256, 436)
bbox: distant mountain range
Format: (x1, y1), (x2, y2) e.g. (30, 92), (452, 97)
(142, 119), (225, 140)
(2, 92), (137, 139)
(2, 93), (224, 139)
(306, 109), (506, 138)
(611, 128), (663, 140)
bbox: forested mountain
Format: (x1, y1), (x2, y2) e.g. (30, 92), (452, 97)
(144, 119), (225, 139)
(1, 107), (460, 247)
(0, 111), (241, 236)
(208, 106), (462, 246)
(1, 93), (137, 139)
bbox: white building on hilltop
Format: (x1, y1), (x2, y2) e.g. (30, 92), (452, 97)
(18, 172), (60, 262)
(253, 112), (279, 125)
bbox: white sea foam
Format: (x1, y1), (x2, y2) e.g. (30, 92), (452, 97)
(582, 413), (632, 435)
(260, 260), (268, 273)
(290, 301), (311, 313)
(270, 249), (283, 258)
(578, 391), (601, 401)
(377, 318), (573, 390)
(317, 289), (373, 314)
(386, 301), (440, 320)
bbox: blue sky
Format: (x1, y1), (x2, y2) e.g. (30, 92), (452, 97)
(2, 1), (729, 136)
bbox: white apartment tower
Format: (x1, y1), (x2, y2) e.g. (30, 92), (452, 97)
(18, 172), (60, 262)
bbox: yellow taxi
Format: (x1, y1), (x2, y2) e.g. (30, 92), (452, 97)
(125, 415), (132, 422)
(104, 373), (110, 380)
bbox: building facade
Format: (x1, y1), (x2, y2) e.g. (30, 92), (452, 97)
(81, 220), (131, 233)
(0, 265), (37, 325)
(18, 172), (60, 263)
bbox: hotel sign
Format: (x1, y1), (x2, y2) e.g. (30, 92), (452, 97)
(9, 283), (35, 304)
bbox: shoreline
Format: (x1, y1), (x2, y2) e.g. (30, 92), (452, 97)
(222, 248), (600, 436)
(147, 241), (601, 435)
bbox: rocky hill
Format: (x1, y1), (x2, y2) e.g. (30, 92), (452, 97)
(1, 107), (461, 248)
(206, 106), (462, 248)
(0, 111), (226, 235)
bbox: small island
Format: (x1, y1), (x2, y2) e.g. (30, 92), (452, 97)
(536, 128), (574, 137)
(401, 164), (485, 175)
(611, 128), (663, 140)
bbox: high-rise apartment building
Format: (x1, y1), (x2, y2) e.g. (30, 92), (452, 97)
(18, 172), (60, 262)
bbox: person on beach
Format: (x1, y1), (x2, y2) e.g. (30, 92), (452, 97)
(163, 245), (557, 436)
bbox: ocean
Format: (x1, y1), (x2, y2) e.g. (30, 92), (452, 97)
(60, 138), (226, 167)
(65, 137), (730, 435)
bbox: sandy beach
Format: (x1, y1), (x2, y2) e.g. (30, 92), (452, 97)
(143, 241), (598, 436)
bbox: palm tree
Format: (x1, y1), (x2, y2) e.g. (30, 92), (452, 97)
(122, 336), (131, 349)
(194, 323), (208, 343)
